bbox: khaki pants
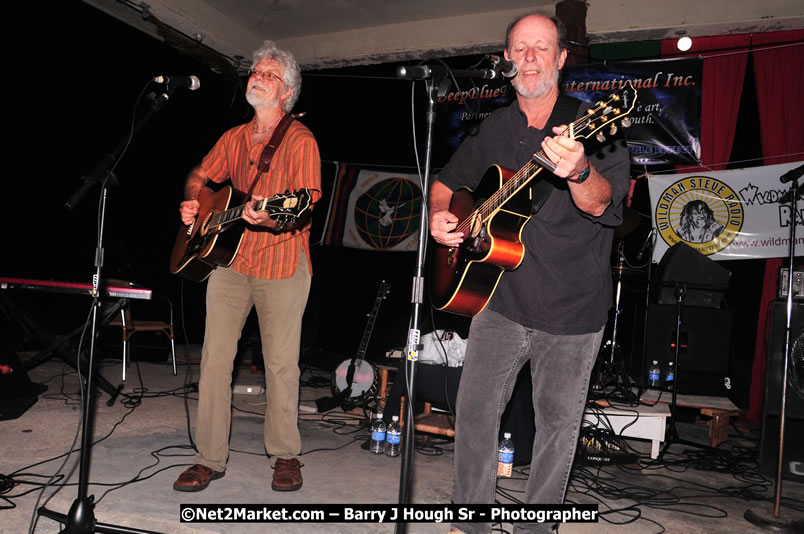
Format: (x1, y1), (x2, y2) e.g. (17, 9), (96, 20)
(193, 253), (311, 471)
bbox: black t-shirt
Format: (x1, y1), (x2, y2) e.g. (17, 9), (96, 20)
(437, 96), (632, 335)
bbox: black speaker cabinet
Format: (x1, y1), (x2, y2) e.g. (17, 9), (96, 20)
(0, 345), (44, 420)
(655, 243), (731, 308)
(759, 300), (804, 482)
(645, 304), (733, 396)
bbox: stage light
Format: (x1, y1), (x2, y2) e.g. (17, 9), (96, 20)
(677, 36), (693, 52)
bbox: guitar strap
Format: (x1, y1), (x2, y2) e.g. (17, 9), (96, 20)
(531, 93), (583, 214)
(548, 93), (583, 133)
(246, 112), (297, 198)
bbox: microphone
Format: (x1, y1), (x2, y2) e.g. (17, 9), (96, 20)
(780, 163), (804, 184)
(153, 75), (201, 91)
(396, 65), (452, 79)
(488, 55), (518, 78)
(778, 183), (803, 204)
(636, 228), (656, 262)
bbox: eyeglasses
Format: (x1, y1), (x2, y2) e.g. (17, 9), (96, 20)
(248, 69), (282, 82)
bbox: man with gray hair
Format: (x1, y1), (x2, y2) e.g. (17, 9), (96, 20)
(173, 40), (320, 493)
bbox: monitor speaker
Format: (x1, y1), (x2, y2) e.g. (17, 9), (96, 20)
(0, 344), (45, 421)
(655, 243), (731, 308)
(759, 300), (804, 482)
(645, 304), (733, 396)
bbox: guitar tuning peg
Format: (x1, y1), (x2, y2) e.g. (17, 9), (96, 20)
(596, 131), (606, 143)
(609, 123), (618, 136)
(621, 117), (632, 128)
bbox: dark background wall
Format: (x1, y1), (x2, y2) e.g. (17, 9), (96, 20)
(5, 1), (767, 408)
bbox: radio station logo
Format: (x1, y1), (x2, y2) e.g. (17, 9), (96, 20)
(654, 176), (744, 255)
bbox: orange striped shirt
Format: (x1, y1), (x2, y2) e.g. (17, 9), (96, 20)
(200, 117), (321, 279)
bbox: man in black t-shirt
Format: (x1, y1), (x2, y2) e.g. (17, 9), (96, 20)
(429, 13), (631, 534)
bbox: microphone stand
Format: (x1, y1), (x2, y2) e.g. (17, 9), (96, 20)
(639, 231), (656, 393)
(394, 63), (498, 534)
(656, 280), (729, 458)
(744, 170), (804, 532)
(657, 283), (708, 457)
(38, 85), (176, 534)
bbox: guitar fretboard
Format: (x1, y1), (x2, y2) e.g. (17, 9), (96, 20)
(209, 203), (248, 229)
(453, 89), (632, 236)
(455, 160), (543, 236)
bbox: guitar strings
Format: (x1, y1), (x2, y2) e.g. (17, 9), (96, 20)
(452, 105), (597, 236)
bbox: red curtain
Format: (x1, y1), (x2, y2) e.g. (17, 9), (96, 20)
(747, 30), (804, 424)
(662, 33), (804, 421)
(661, 35), (750, 170)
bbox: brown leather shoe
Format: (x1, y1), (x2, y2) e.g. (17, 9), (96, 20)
(172, 464), (224, 492)
(271, 458), (302, 491)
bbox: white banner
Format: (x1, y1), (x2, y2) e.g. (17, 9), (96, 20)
(647, 161), (804, 261)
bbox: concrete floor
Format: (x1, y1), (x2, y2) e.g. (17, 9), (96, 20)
(2, 346), (803, 534)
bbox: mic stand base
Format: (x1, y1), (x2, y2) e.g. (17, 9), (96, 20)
(658, 423), (712, 458)
(744, 505), (804, 533)
(38, 502), (164, 534)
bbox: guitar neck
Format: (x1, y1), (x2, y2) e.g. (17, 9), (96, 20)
(355, 295), (384, 359)
(460, 160), (543, 233)
(207, 198), (272, 230)
(460, 83), (637, 232)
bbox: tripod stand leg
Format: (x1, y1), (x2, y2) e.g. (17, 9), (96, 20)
(22, 302), (125, 401)
(39, 503), (165, 534)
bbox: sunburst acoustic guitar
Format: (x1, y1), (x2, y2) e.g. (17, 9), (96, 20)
(169, 185), (312, 282)
(430, 82), (638, 316)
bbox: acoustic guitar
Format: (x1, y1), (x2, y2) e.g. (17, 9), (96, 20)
(430, 82), (638, 316)
(169, 185), (312, 282)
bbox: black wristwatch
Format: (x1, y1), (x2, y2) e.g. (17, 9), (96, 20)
(569, 163), (591, 184)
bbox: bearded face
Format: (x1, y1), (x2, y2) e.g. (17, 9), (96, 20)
(505, 15), (566, 99)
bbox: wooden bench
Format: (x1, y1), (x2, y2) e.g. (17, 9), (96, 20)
(639, 390), (741, 448)
(376, 363), (456, 439)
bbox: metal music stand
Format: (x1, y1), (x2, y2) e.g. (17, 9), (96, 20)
(658, 281), (727, 457)
(653, 244), (730, 457)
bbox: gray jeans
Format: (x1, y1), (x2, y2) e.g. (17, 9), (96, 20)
(451, 309), (604, 534)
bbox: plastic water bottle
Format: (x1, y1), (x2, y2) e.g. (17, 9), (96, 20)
(648, 360), (661, 388)
(369, 413), (386, 454)
(385, 415), (401, 457)
(664, 362), (675, 389)
(497, 432), (514, 478)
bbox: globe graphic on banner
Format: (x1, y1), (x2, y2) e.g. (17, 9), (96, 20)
(353, 178), (422, 250)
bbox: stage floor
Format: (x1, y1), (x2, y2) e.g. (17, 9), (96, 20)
(2, 346), (803, 533)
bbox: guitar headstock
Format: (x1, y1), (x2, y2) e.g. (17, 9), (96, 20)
(260, 188), (313, 222)
(531, 81), (637, 172)
(569, 80), (638, 143)
(377, 281), (391, 299)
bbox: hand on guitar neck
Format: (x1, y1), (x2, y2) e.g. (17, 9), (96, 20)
(242, 194), (283, 230)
